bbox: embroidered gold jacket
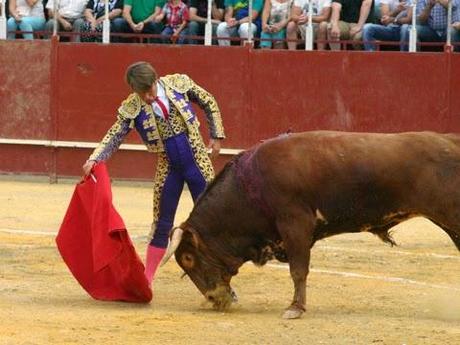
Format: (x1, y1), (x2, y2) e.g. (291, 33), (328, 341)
(89, 74), (225, 162)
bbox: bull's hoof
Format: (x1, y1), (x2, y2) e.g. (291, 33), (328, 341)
(282, 308), (304, 319)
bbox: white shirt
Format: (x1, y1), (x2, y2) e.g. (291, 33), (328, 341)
(46, 0), (88, 19)
(293, 0), (331, 16)
(15, 0), (45, 18)
(152, 82), (170, 119)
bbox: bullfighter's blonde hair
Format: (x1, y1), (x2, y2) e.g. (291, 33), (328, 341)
(125, 62), (158, 93)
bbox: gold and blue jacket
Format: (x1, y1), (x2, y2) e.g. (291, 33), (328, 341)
(89, 74), (225, 162)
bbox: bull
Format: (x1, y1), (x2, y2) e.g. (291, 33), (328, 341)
(160, 131), (460, 319)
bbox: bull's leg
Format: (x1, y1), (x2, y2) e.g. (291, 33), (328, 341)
(276, 209), (315, 319)
(429, 220), (460, 251)
(445, 229), (460, 251)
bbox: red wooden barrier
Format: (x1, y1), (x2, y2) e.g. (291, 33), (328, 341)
(0, 40), (459, 180)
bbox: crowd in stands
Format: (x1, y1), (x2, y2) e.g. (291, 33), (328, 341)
(2, 0), (460, 50)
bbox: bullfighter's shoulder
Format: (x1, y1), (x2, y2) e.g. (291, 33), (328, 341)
(118, 93), (142, 120)
(160, 74), (193, 94)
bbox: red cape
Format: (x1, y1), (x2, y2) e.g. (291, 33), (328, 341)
(56, 163), (152, 303)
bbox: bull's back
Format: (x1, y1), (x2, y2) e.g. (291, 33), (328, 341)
(254, 131), (460, 223)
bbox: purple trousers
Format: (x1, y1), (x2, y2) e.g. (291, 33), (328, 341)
(150, 133), (207, 248)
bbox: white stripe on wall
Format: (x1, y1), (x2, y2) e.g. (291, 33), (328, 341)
(0, 138), (243, 155)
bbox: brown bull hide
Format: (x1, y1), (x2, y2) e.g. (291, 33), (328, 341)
(170, 131), (460, 319)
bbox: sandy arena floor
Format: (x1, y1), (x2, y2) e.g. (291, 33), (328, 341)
(0, 176), (459, 345)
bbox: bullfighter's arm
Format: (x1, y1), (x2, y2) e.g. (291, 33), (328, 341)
(88, 118), (132, 162)
(88, 94), (140, 162)
(186, 79), (226, 140)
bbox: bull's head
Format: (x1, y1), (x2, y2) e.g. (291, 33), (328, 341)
(160, 226), (241, 311)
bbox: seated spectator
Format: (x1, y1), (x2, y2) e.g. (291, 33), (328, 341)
(327, 0), (375, 50)
(45, 0), (87, 42)
(454, 20), (460, 49)
(216, 0), (264, 46)
(260, 0), (292, 49)
(400, 0), (460, 51)
(362, 0), (411, 51)
(188, 0), (225, 44)
(7, 0), (46, 40)
(286, 0), (331, 50)
(157, 0), (189, 44)
(111, 0), (165, 43)
(80, 0), (123, 42)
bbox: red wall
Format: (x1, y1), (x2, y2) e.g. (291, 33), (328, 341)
(0, 40), (459, 180)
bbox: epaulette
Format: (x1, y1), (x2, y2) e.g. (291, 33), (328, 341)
(160, 74), (193, 94)
(118, 93), (142, 120)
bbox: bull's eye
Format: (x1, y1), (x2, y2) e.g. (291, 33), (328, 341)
(181, 252), (195, 269)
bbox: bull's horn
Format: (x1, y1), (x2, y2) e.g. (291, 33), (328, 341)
(160, 227), (184, 266)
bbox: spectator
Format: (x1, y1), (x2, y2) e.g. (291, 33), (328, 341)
(80, 0), (123, 42)
(362, 0), (411, 51)
(327, 0), (375, 50)
(157, 0), (189, 43)
(7, 0), (46, 40)
(454, 20), (460, 49)
(216, 0), (264, 46)
(188, 0), (225, 44)
(111, 0), (165, 43)
(286, 0), (331, 50)
(45, 0), (87, 42)
(260, 0), (292, 49)
(400, 0), (460, 51)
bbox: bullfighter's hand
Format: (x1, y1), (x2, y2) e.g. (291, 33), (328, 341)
(82, 160), (96, 176)
(208, 139), (221, 159)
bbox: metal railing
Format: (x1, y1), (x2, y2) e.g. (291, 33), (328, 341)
(0, 0), (6, 40)
(0, 0), (457, 53)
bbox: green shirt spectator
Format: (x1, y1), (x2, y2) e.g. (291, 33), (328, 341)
(111, 0), (166, 42)
(124, 0), (167, 23)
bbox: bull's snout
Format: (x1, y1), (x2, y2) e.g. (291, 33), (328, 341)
(205, 285), (234, 311)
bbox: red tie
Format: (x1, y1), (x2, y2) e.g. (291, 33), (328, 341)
(155, 97), (169, 121)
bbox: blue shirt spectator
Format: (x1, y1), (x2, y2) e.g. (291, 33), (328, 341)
(401, 0), (460, 51)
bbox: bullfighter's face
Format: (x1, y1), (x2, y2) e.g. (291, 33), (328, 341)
(137, 83), (158, 104)
(173, 230), (236, 311)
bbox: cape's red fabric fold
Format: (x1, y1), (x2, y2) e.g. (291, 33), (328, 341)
(56, 163), (152, 303)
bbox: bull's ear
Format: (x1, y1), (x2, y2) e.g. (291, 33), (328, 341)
(160, 227), (184, 266)
(190, 230), (200, 249)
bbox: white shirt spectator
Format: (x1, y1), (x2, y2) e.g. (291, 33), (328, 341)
(293, 0), (331, 16)
(46, 0), (88, 19)
(15, 0), (45, 18)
